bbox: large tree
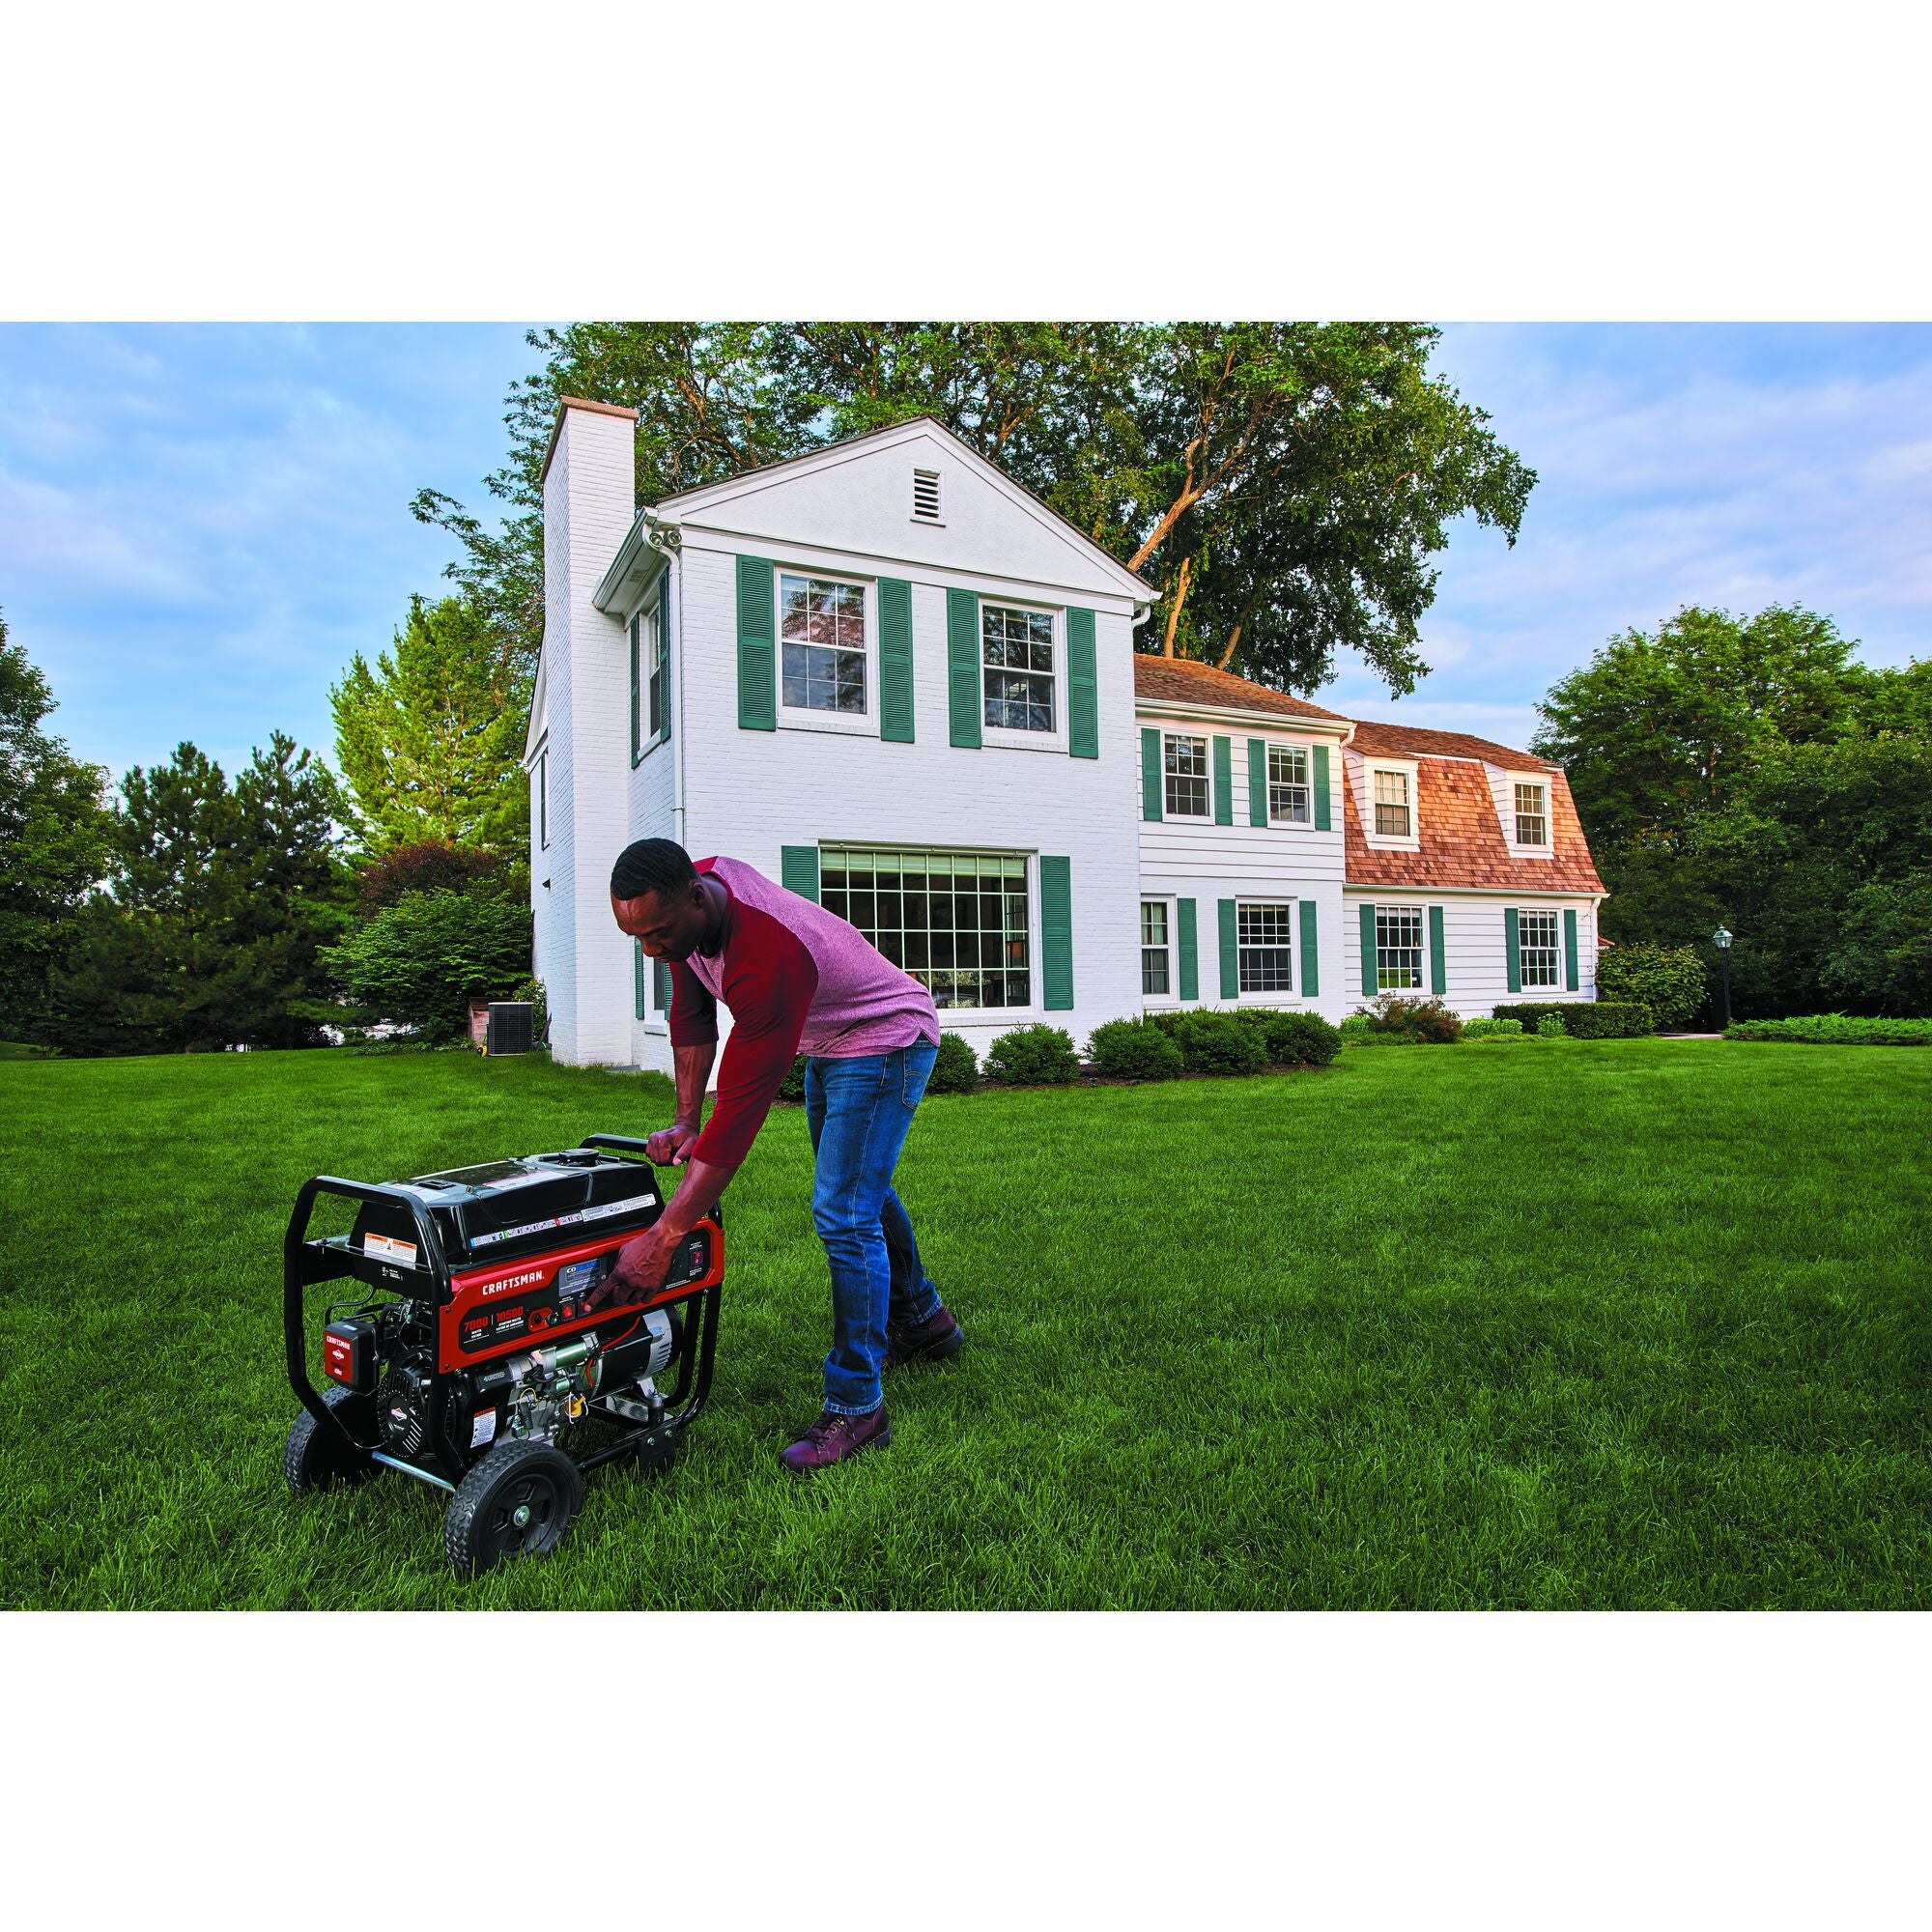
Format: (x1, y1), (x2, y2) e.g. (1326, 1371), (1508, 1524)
(413, 322), (1534, 698)
(330, 593), (529, 854)
(0, 611), (114, 1037)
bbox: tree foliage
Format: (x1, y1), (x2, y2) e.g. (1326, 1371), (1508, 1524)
(323, 887), (534, 1041)
(330, 593), (529, 854)
(0, 611), (116, 1035)
(43, 735), (350, 1055)
(413, 322), (1534, 698)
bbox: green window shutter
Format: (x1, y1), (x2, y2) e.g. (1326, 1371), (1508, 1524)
(1177, 898), (1199, 1001)
(1360, 903), (1378, 996)
(634, 939), (645, 1021)
(657, 576), (673, 743)
(947, 588), (981, 748)
(1218, 898), (1238, 999)
(1040, 856), (1074, 1009)
(1429, 905), (1447, 995)
(629, 614), (641, 765)
(1141, 727), (1163, 821)
(1564, 908), (1579, 991)
(1248, 738), (1267, 826)
(1299, 898), (1320, 997)
(1313, 745), (1332, 831)
(736, 555), (776, 731)
(879, 577), (914, 744)
(1505, 908), (1521, 994)
(653, 956), (670, 1014)
(1212, 735), (1234, 825)
(1067, 608), (1098, 758)
(781, 844), (820, 904)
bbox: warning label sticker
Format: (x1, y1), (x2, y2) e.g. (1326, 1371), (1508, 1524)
(363, 1232), (417, 1265)
(469, 1409), (498, 1448)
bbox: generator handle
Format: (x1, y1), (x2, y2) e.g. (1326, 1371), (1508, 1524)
(580, 1133), (659, 1162)
(282, 1176), (450, 1446)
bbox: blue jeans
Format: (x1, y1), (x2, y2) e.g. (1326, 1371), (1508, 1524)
(803, 1040), (942, 1415)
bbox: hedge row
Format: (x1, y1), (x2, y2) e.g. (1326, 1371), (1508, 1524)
(1723, 1014), (1932, 1046)
(1490, 1001), (1655, 1037)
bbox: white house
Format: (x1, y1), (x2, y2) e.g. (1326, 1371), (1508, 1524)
(526, 401), (1605, 1070)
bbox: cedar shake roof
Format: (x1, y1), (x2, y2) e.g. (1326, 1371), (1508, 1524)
(1347, 718), (1559, 774)
(1132, 655), (1348, 722)
(1343, 755), (1604, 894)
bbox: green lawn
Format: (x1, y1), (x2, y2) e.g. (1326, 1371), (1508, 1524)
(3, 1039), (1927, 1609)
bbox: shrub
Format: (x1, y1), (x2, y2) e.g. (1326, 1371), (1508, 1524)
(1561, 1000), (1655, 1039)
(984, 1023), (1080, 1086)
(778, 1054), (808, 1102)
(322, 888), (534, 1042)
(1143, 1009), (1189, 1037)
(1724, 1013), (1932, 1045)
(1362, 994), (1463, 1043)
(1233, 1007), (1343, 1065)
(1172, 1010), (1267, 1076)
(926, 1031), (980, 1093)
(1492, 1004), (1572, 1034)
(1538, 1011), (1568, 1037)
(1338, 1013), (1373, 1043)
(1088, 1016), (1185, 1082)
(1460, 1015), (1524, 1039)
(1597, 942), (1707, 1030)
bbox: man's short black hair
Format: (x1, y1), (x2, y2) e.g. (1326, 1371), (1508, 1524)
(611, 838), (697, 902)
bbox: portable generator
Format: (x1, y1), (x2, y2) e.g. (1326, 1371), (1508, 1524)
(281, 1133), (723, 1576)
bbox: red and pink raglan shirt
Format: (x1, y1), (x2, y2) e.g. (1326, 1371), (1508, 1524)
(668, 857), (940, 1168)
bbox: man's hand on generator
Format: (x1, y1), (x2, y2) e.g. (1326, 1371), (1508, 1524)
(646, 1122), (701, 1165)
(593, 1227), (678, 1306)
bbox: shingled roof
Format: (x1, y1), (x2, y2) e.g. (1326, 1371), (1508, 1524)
(1346, 718), (1558, 774)
(1133, 656), (1348, 723)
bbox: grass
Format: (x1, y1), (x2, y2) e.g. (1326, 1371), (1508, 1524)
(3, 1039), (1927, 1609)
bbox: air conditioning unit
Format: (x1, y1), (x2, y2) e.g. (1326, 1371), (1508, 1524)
(486, 1002), (535, 1055)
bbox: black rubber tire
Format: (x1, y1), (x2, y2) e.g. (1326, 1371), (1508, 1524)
(282, 1386), (381, 1496)
(443, 1437), (583, 1577)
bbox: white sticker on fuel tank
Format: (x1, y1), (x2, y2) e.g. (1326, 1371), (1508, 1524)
(363, 1233), (418, 1264)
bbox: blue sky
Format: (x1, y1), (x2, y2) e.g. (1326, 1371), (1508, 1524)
(3, 322), (1929, 785)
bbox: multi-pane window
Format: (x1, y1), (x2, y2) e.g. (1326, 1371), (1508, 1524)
(537, 748), (548, 849)
(1376, 906), (1424, 990)
(1237, 902), (1293, 992)
(1374, 769), (1411, 838)
(1165, 735), (1209, 816)
(1268, 746), (1310, 824)
(982, 605), (1055, 732)
(1515, 781), (1548, 846)
(647, 604), (668, 740)
(1141, 901), (1171, 995)
(1520, 908), (1561, 988)
(781, 574), (867, 714)
(821, 848), (1031, 1009)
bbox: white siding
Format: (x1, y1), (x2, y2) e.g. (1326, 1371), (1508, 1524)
(1343, 890), (1601, 1014)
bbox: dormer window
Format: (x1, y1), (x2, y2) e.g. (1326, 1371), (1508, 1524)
(1515, 781), (1548, 845)
(913, 468), (943, 523)
(1374, 769), (1411, 838)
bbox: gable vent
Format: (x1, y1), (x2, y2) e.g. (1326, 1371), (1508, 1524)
(912, 468), (943, 523)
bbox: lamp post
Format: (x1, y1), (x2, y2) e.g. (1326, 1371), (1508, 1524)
(1713, 925), (1733, 1028)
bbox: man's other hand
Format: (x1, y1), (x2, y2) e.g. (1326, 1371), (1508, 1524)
(645, 1122), (701, 1166)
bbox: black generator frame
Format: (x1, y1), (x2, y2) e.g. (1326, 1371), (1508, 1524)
(282, 1132), (722, 1493)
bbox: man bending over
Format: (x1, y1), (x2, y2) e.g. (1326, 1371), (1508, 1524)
(597, 838), (963, 1471)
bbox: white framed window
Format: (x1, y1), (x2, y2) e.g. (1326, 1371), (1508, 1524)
(1165, 734), (1209, 817)
(1268, 745), (1310, 824)
(1141, 900), (1171, 996)
(981, 603), (1056, 733)
(647, 603), (668, 741)
(821, 847), (1032, 1010)
(537, 747), (548, 849)
(1376, 905), (1424, 990)
(780, 573), (869, 718)
(1237, 902), (1293, 993)
(1520, 908), (1561, 987)
(1374, 769), (1411, 838)
(1515, 781), (1548, 846)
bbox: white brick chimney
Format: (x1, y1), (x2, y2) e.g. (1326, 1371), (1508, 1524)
(538, 397), (638, 1065)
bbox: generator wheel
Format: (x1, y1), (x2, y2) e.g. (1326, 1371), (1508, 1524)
(444, 1438), (582, 1577)
(283, 1386), (381, 1496)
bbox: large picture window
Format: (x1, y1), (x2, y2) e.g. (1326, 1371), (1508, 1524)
(981, 604), (1055, 732)
(1376, 905), (1423, 990)
(1237, 902), (1293, 992)
(1520, 908), (1561, 987)
(1141, 900), (1171, 995)
(1374, 769), (1411, 838)
(1268, 746), (1310, 824)
(781, 574), (867, 714)
(1165, 734), (1209, 817)
(821, 848), (1031, 1009)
